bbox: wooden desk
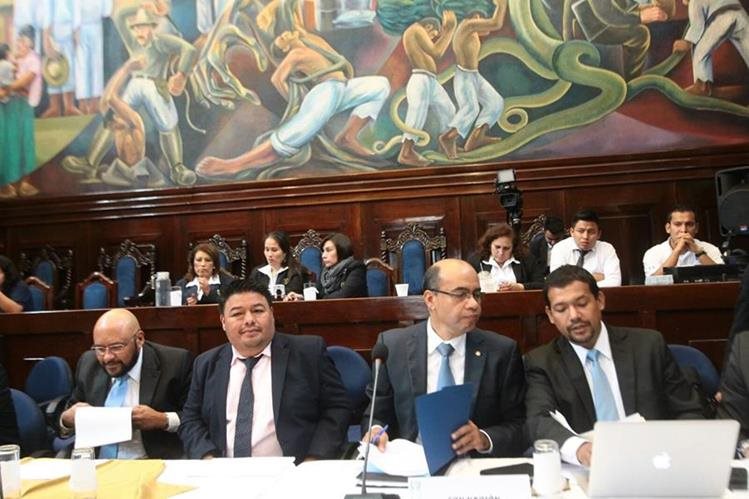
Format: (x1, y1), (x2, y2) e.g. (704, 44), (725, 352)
(0, 282), (739, 388)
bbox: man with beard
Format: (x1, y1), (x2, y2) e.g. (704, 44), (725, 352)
(524, 265), (703, 466)
(60, 309), (193, 459)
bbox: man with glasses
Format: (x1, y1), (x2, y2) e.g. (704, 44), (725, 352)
(60, 308), (193, 458)
(362, 258), (526, 456)
(549, 209), (621, 287)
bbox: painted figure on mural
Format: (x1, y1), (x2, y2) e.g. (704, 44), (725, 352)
(0, 26), (42, 199)
(438, 0), (507, 159)
(62, 6), (198, 186)
(73, 0), (114, 114)
(98, 56), (167, 188)
(397, 12), (458, 168)
(196, 29), (390, 177)
(672, 0), (749, 97)
(42, 0), (83, 117)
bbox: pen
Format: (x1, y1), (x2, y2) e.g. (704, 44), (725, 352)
(372, 424), (389, 445)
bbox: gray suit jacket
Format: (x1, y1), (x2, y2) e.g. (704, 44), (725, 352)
(362, 322), (527, 457)
(525, 325), (704, 447)
(718, 330), (749, 441)
(67, 341), (193, 459)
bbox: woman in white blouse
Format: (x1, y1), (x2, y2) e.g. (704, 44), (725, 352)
(176, 243), (234, 305)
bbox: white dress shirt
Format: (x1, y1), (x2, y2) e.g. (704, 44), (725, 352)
(480, 257), (519, 287)
(225, 343), (283, 458)
(185, 274), (222, 300)
(560, 323), (626, 465)
(549, 238), (622, 287)
(642, 238), (723, 277)
(426, 319), (493, 454)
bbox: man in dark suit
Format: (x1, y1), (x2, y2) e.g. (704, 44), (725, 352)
(179, 278), (349, 462)
(528, 215), (565, 275)
(719, 330), (749, 445)
(60, 309), (193, 459)
(362, 259), (526, 457)
(525, 265), (703, 466)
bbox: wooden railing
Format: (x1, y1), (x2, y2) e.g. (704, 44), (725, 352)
(0, 282), (739, 387)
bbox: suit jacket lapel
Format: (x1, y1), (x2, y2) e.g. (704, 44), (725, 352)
(91, 368), (111, 406)
(557, 339), (597, 425)
(213, 345), (232, 451)
(511, 261), (524, 283)
(139, 343), (159, 406)
(464, 331), (486, 409)
(271, 334), (289, 423)
(609, 327), (636, 415)
(407, 324), (427, 397)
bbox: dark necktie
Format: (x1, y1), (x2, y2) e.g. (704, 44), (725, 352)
(234, 355), (261, 457)
(576, 249), (591, 267)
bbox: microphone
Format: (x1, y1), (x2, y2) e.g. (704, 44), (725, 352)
(346, 343), (396, 499)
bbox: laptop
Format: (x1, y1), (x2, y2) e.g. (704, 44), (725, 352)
(587, 420), (739, 498)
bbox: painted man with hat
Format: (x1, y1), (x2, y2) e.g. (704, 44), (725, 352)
(63, 6), (198, 186)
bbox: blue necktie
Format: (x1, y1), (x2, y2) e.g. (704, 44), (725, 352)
(234, 356), (261, 457)
(99, 376), (128, 459)
(586, 349), (618, 422)
(436, 343), (455, 391)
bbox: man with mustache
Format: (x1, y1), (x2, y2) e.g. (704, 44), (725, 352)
(362, 259), (526, 457)
(60, 309), (193, 458)
(524, 265), (703, 466)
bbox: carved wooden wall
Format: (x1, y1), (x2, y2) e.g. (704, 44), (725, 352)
(1, 146), (746, 299)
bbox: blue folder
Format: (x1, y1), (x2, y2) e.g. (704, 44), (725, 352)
(415, 383), (474, 475)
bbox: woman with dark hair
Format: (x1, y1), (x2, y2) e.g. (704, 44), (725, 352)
(0, 255), (32, 312)
(467, 223), (545, 291)
(249, 231), (306, 299)
(176, 243), (234, 305)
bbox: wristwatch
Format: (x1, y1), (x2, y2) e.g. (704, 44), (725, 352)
(694, 250), (706, 258)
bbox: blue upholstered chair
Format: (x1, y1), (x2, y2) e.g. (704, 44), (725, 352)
(365, 257), (395, 297)
(25, 276), (53, 311)
(98, 240), (156, 306)
(292, 229), (324, 281)
(25, 356), (73, 407)
(668, 344), (721, 397)
(327, 345), (372, 443)
(189, 234), (248, 279)
(380, 224), (447, 295)
(19, 245), (74, 309)
(75, 271), (116, 309)
(10, 389), (48, 456)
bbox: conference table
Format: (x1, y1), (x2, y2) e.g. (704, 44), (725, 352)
(14, 456), (749, 498)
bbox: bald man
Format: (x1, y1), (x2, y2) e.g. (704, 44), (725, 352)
(60, 309), (193, 459)
(362, 259), (527, 457)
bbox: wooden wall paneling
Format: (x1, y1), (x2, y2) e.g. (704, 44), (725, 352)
(262, 203), (361, 253)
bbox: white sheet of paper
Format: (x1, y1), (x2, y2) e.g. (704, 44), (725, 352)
(551, 410), (645, 441)
(358, 438), (429, 476)
(74, 406), (133, 448)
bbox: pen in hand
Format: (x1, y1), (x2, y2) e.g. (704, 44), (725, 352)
(372, 424), (389, 446)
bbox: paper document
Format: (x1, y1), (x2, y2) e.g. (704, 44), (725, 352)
(74, 406), (133, 448)
(358, 438), (429, 476)
(550, 411), (646, 440)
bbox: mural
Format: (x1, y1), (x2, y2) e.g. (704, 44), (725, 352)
(0, 0), (747, 198)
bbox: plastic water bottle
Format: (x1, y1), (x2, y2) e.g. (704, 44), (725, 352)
(155, 272), (171, 307)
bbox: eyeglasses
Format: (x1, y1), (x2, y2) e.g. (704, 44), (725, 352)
(91, 333), (138, 356)
(428, 288), (483, 302)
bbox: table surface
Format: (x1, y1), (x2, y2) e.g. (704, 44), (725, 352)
(17, 457), (749, 498)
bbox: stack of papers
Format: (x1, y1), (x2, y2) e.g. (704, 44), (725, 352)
(357, 439), (429, 476)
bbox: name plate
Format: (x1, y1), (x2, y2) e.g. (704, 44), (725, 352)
(408, 475), (531, 499)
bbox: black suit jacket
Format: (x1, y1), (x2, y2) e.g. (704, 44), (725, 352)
(249, 266), (305, 295)
(718, 330), (749, 441)
(724, 267), (749, 368)
(362, 322), (527, 457)
(528, 234), (550, 273)
(67, 341), (193, 459)
(179, 333), (350, 462)
(176, 271), (234, 305)
(0, 362), (19, 446)
(467, 253), (545, 290)
(524, 326), (704, 447)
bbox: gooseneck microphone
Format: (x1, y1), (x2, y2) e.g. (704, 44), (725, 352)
(345, 342), (393, 499)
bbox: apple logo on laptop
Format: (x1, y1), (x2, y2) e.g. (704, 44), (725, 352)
(652, 451), (672, 470)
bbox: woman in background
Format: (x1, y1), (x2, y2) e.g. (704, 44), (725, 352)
(0, 255), (32, 312)
(249, 230), (306, 299)
(467, 223), (545, 291)
(176, 243), (234, 305)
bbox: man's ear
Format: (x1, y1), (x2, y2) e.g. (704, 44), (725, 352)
(597, 291), (606, 312)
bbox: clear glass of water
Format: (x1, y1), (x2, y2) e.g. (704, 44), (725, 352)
(69, 447), (97, 498)
(0, 444), (21, 499)
(533, 439), (564, 495)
